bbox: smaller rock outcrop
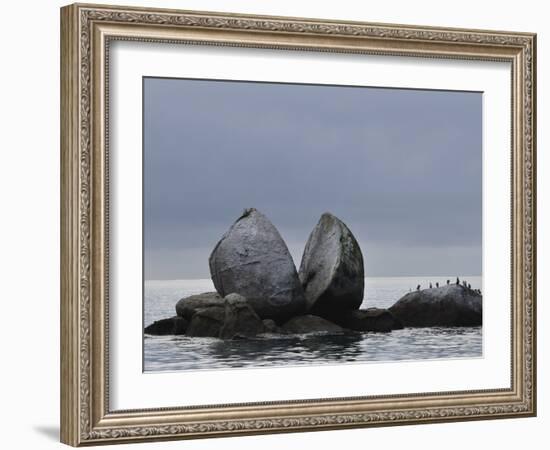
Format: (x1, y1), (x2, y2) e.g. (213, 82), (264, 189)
(186, 307), (225, 338)
(185, 293), (265, 339)
(175, 292), (223, 320)
(144, 316), (188, 336)
(389, 284), (482, 327)
(219, 293), (266, 339)
(262, 319), (283, 334)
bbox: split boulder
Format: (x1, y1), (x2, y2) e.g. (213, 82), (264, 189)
(209, 208), (306, 323)
(299, 213), (365, 317)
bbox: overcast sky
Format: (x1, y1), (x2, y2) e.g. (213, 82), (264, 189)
(144, 77), (482, 280)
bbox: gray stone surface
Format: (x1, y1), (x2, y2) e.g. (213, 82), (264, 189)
(209, 208), (306, 323)
(186, 306), (225, 338)
(281, 314), (345, 334)
(299, 213), (364, 317)
(175, 292), (223, 320)
(144, 316), (188, 335)
(389, 284), (482, 327)
(185, 294), (266, 339)
(219, 293), (265, 339)
(334, 308), (403, 332)
(262, 319), (279, 333)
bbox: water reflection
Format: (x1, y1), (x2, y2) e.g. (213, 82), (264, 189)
(144, 327), (482, 372)
(208, 333), (364, 363)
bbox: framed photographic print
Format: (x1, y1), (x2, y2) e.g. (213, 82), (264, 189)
(60, 3), (537, 446)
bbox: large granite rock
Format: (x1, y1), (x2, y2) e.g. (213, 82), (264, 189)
(333, 308), (403, 332)
(175, 292), (223, 320)
(299, 213), (364, 317)
(389, 284), (482, 327)
(144, 316), (188, 335)
(281, 315), (345, 335)
(209, 208), (306, 323)
(186, 293), (266, 339)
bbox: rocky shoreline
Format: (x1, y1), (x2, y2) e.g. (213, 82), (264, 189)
(145, 208), (482, 339)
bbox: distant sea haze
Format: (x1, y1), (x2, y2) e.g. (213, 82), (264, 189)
(144, 276), (482, 372)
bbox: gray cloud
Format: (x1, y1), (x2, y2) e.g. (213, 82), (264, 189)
(144, 78), (482, 279)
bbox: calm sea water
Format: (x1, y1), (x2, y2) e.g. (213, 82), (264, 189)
(144, 276), (482, 372)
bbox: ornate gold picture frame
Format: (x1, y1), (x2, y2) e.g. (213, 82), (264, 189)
(60, 3), (536, 446)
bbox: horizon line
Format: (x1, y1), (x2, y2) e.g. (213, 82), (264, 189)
(145, 274), (483, 282)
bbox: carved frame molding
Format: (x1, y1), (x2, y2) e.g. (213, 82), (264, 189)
(60, 3), (536, 446)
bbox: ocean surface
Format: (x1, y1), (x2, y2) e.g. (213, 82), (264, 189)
(144, 276), (482, 372)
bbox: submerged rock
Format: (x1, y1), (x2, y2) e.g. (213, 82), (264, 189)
(144, 316), (188, 335)
(175, 292), (223, 320)
(209, 208), (306, 323)
(299, 213), (364, 317)
(333, 308), (403, 332)
(389, 284), (482, 327)
(281, 314), (345, 335)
